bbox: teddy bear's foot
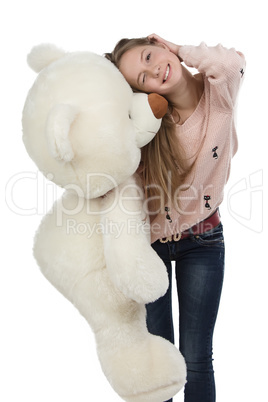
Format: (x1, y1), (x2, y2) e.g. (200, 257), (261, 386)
(98, 334), (186, 402)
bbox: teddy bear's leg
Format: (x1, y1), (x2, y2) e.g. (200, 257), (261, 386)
(73, 268), (186, 402)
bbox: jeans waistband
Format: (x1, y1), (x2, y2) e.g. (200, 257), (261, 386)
(159, 209), (221, 243)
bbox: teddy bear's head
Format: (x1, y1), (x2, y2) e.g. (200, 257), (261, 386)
(22, 44), (167, 198)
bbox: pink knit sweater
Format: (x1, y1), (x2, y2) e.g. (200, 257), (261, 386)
(150, 43), (246, 244)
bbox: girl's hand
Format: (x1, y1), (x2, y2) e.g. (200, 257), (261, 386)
(147, 33), (182, 58)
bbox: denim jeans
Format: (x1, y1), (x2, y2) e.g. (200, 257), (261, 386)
(146, 223), (225, 402)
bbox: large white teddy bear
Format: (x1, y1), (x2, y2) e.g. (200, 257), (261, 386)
(22, 44), (186, 401)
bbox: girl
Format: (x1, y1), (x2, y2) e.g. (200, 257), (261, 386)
(105, 34), (245, 402)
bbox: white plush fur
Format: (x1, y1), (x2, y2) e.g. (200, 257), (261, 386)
(27, 43), (66, 72)
(22, 44), (186, 401)
(46, 103), (78, 161)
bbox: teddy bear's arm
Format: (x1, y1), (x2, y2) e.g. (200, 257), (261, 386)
(101, 176), (169, 304)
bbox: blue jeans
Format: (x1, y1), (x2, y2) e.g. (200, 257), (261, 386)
(146, 223), (225, 402)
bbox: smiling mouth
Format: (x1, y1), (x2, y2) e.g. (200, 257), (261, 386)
(163, 64), (170, 83)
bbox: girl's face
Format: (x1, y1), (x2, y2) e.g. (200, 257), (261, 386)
(119, 44), (183, 96)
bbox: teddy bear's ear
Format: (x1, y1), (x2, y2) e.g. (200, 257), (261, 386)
(27, 43), (66, 73)
(46, 104), (79, 162)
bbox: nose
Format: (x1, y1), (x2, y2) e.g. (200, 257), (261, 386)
(148, 64), (160, 78)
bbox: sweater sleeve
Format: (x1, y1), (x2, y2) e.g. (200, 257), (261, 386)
(179, 42), (246, 110)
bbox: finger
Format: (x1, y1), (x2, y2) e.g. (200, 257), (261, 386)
(147, 33), (161, 43)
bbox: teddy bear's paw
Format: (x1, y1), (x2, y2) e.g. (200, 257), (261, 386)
(128, 259), (169, 304)
(111, 256), (169, 304)
(99, 335), (186, 402)
(106, 238), (170, 304)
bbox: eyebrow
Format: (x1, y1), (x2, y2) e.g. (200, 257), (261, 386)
(137, 48), (146, 87)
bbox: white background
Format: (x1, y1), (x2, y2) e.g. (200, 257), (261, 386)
(1, 0), (267, 401)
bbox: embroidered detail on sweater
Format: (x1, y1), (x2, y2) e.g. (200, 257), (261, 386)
(165, 207), (172, 223)
(204, 195), (212, 210)
(212, 146), (218, 159)
(240, 68), (245, 77)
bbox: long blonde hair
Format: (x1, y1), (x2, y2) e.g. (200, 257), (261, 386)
(105, 37), (191, 215)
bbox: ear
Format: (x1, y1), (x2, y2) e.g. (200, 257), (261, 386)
(27, 43), (66, 73)
(160, 43), (169, 50)
(46, 104), (79, 162)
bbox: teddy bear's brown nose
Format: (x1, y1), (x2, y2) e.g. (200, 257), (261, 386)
(148, 93), (168, 119)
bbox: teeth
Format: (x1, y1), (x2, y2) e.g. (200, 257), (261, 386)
(164, 65), (170, 82)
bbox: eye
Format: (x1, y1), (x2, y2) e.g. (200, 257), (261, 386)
(142, 74), (146, 84)
(146, 52), (151, 62)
